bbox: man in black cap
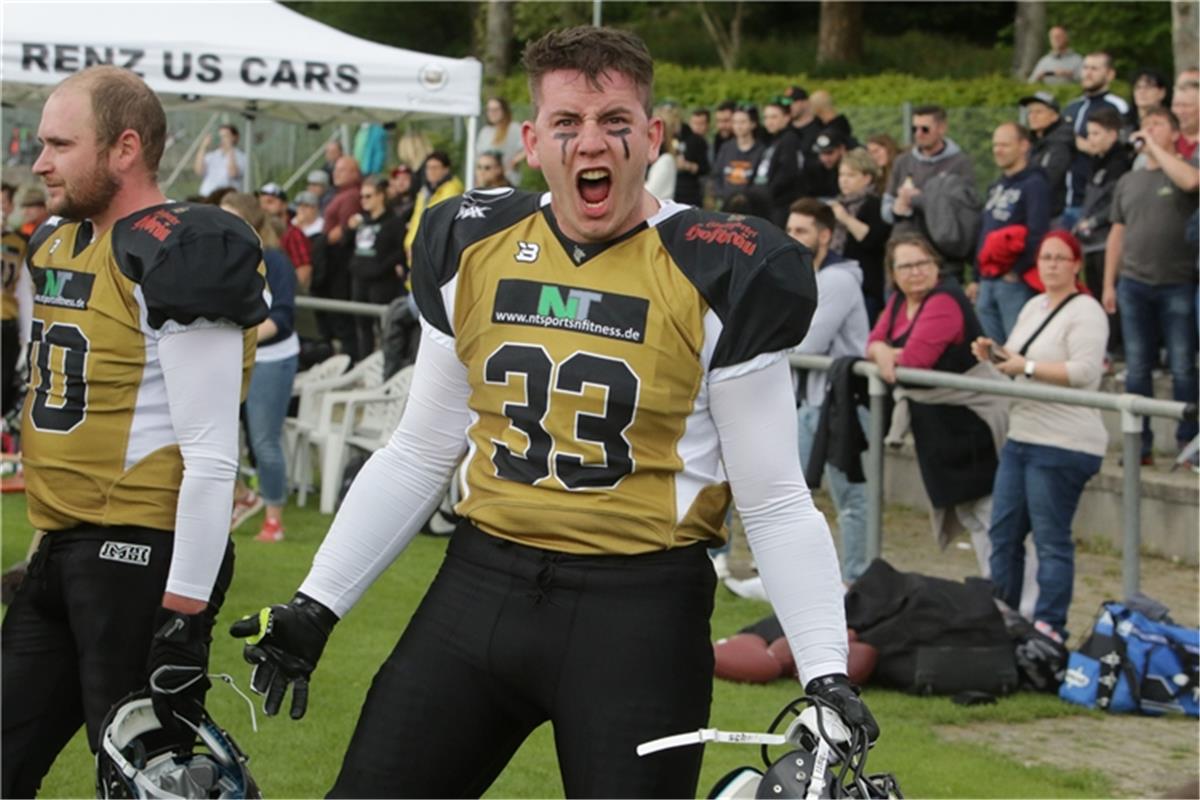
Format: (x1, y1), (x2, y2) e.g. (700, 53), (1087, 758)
(806, 129), (848, 198)
(259, 182), (313, 291)
(786, 85), (823, 156)
(1020, 91), (1074, 219)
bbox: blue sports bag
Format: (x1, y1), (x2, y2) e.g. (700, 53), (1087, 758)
(1060, 602), (1199, 716)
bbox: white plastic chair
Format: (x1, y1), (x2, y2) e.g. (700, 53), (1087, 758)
(315, 365), (415, 514)
(290, 351), (385, 502)
(283, 354), (350, 461)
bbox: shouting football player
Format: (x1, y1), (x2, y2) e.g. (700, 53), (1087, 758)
(1, 66), (267, 796)
(232, 27), (877, 797)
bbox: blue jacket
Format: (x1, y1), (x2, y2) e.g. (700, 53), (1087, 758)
(975, 165), (1050, 279)
(261, 247), (297, 347)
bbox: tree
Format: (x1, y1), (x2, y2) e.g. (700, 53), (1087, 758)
(817, 1), (864, 67)
(695, 2), (745, 71)
(1173, 0), (1199, 74)
(1012, 1), (1047, 81)
(482, 0), (515, 87)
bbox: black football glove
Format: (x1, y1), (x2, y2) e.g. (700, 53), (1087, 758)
(146, 608), (211, 744)
(228, 592), (338, 720)
(805, 673), (880, 744)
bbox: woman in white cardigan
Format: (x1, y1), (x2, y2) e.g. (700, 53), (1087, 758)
(970, 229), (1108, 642)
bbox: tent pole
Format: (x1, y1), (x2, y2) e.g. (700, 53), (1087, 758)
(282, 131), (341, 192)
(243, 115), (254, 191)
(162, 111), (219, 195)
(465, 115), (478, 190)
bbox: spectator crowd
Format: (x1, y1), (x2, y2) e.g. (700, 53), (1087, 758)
(1, 28), (1196, 641)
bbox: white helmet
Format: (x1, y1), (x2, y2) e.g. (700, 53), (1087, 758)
(96, 692), (261, 799)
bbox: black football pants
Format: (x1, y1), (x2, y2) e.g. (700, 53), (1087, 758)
(328, 521), (716, 799)
(1, 525), (234, 798)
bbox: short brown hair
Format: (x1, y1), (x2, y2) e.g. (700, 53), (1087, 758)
(522, 26), (654, 114)
(788, 198), (835, 232)
(59, 65), (166, 177)
(1142, 104), (1181, 131)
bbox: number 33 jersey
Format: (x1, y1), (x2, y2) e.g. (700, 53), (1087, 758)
(413, 190), (817, 555)
(21, 203), (267, 532)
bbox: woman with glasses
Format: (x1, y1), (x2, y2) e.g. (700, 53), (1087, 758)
(474, 151), (510, 190)
(1128, 68), (1172, 125)
(866, 235), (1022, 608)
(348, 175), (408, 358)
(970, 230), (1107, 642)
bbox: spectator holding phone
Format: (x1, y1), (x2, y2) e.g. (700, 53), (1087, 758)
(970, 230), (1107, 640)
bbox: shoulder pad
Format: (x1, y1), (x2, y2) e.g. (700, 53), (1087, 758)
(656, 209), (817, 369)
(411, 188), (541, 336)
(27, 217), (67, 261)
(112, 203), (268, 330)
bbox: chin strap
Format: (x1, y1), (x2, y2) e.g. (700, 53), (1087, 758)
(636, 728), (788, 757)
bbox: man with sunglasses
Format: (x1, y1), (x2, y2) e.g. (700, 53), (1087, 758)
(882, 105), (976, 265)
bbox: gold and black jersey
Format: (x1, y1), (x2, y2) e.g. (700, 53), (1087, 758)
(1, 230), (27, 322)
(22, 203), (268, 532)
(412, 189), (817, 555)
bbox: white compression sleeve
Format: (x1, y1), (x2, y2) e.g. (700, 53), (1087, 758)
(158, 323), (244, 602)
(709, 355), (848, 684)
(298, 326), (471, 617)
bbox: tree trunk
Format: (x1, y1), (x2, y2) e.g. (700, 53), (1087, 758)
(1173, 0), (1199, 75)
(817, 1), (864, 66)
(696, 2), (744, 72)
(482, 0), (514, 87)
(1012, 1), (1047, 81)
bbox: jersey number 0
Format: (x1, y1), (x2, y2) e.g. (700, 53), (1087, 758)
(29, 318), (90, 433)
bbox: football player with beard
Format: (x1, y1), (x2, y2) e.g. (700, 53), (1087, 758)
(1, 65), (267, 797)
(233, 27), (878, 798)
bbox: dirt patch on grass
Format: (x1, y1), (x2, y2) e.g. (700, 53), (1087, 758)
(935, 715), (1199, 798)
(728, 496), (1200, 798)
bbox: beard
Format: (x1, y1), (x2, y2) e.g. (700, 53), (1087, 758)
(49, 156), (121, 221)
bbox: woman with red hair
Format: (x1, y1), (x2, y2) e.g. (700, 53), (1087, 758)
(970, 230), (1108, 642)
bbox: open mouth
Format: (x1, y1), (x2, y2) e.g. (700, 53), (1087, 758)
(576, 168), (612, 210)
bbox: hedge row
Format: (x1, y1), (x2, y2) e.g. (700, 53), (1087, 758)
(497, 65), (1120, 118)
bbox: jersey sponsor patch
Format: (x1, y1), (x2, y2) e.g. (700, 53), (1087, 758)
(31, 266), (95, 310)
(98, 540), (152, 567)
(492, 278), (648, 343)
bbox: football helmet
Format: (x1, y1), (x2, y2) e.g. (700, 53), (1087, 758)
(96, 691), (261, 799)
(638, 695), (901, 799)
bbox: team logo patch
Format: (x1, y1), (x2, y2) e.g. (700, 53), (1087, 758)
(31, 267), (95, 310)
(99, 541), (152, 567)
(492, 278), (648, 343)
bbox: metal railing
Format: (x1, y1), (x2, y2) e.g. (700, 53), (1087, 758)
(789, 353), (1197, 599)
(291, 294), (1197, 596)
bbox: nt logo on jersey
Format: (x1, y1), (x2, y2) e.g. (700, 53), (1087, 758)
(32, 267), (95, 310)
(493, 278), (648, 343)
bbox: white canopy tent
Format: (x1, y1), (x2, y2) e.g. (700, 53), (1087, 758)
(2, 0), (483, 186)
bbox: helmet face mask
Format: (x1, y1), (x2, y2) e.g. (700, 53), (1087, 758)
(96, 692), (261, 799)
(685, 696), (902, 799)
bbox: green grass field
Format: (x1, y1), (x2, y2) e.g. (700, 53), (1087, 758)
(2, 493), (1115, 799)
